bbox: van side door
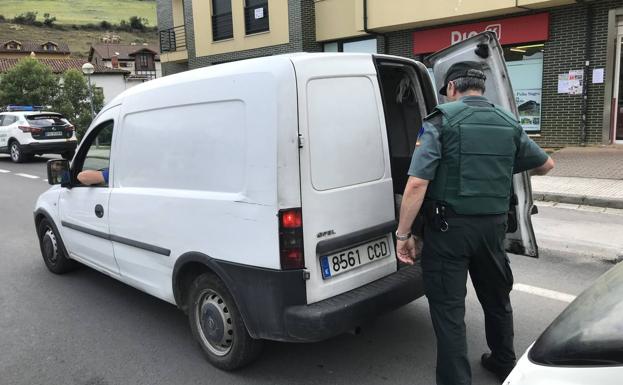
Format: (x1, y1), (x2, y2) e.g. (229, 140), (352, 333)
(426, 31), (539, 257)
(58, 107), (120, 275)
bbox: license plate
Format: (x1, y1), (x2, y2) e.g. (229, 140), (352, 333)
(320, 237), (391, 279)
(45, 131), (63, 137)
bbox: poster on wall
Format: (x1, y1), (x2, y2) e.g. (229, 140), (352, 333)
(515, 89), (542, 132)
(557, 70), (584, 94)
(507, 58), (543, 132)
(568, 69), (583, 95)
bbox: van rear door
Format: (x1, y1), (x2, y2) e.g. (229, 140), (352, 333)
(426, 31), (539, 257)
(290, 54), (397, 304)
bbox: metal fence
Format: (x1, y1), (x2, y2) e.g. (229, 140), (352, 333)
(159, 25), (187, 53)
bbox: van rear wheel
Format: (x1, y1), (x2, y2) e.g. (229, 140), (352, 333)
(188, 273), (263, 370)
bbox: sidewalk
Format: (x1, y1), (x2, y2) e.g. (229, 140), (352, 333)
(531, 146), (623, 209)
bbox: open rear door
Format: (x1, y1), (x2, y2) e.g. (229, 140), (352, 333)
(426, 31), (539, 257)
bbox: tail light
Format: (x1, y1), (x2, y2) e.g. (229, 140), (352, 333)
(279, 208), (304, 270)
(18, 125), (42, 134)
(64, 124), (74, 133)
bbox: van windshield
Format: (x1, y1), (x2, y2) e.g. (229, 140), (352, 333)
(529, 262), (623, 366)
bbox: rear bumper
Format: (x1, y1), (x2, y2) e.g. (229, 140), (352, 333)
(21, 140), (77, 155)
(194, 257), (423, 343)
(284, 264), (423, 342)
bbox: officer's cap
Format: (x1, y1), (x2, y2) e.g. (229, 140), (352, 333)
(439, 61), (487, 96)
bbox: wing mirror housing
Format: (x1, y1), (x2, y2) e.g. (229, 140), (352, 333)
(47, 159), (72, 188)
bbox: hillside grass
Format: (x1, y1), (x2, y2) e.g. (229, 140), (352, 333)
(0, 0), (157, 26)
(0, 22), (158, 58)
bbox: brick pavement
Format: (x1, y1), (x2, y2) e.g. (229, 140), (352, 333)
(532, 145), (623, 208)
(547, 146), (623, 180)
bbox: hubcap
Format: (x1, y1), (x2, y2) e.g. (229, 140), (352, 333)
(195, 289), (233, 356)
(10, 144), (19, 161)
(42, 229), (58, 264)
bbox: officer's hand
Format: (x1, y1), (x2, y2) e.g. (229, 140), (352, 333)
(396, 237), (416, 265)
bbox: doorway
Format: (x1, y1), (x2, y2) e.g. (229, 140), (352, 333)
(613, 25), (623, 143)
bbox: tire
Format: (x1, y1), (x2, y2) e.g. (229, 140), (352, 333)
(9, 141), (27, 163)
(188, 273), (263, 370)
(61, 151), (75, 160)
(37, 218), (78, 274)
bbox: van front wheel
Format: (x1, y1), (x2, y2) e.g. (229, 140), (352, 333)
(188, 273), (263, 370)
(37, 218), (77, 274)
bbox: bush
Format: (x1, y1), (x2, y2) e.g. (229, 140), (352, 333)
(129, 16), (148, 31)
(13, 11), (38, 25)
(100, 20), (112, 30)
(52, 69), (104, 139)
(0, 15), (6, 23)
(43, 13), (56, 27)
(0, 58), (59, 106)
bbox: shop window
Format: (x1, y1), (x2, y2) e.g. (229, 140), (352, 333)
(212, 0), (233, 41)
(323, 38), (377, 54)
(244, 0), (269, 35)
(504, 43), (544, 133)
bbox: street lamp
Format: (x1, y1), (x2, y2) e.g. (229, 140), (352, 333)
(81, 62), (96, 119)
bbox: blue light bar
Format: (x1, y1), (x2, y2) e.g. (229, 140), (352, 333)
(6, 105), (46, 112)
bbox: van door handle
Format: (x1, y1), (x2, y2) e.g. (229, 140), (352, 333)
(94, 204), (104, 218)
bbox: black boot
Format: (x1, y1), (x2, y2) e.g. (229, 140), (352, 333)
(481, 353), (515, 383)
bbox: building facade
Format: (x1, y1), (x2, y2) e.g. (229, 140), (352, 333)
(157, 0), (623, 146)
(89, 43), (163, 80)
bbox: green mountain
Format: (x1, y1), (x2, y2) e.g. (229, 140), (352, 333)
(1, 0), (157, 26)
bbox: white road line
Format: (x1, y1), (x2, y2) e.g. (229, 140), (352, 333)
(513, 283), (576, 303)
(0, 169), (10, 173)
(14, 173), (39, 179)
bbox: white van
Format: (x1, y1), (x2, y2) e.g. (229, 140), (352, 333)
(35, 32), (538, 370)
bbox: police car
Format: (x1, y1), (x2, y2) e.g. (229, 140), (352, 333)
(0, 105), (78, 163)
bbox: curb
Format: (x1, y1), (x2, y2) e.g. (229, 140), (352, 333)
(538, 240), (623, 265)
(532, 192), (623, 209)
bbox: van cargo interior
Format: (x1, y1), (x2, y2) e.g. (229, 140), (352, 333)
(376, 60), (429, 216)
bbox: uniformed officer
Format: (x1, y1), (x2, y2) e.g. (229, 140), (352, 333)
(395, 61), (554, 385)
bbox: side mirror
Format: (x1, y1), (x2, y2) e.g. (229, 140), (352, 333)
(47, 159), (71, 187)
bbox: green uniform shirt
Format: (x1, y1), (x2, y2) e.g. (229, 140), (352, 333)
(408, 95), (549, 180)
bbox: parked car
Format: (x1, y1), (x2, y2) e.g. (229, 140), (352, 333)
(34, 32), (539, 370)
(0, 107), (77, 163)
(504, 261), (623, 384)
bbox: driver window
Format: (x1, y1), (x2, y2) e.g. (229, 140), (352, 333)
(75, 121), (114, 187)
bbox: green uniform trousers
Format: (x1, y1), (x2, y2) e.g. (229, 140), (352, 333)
(422, 213), (516, 385)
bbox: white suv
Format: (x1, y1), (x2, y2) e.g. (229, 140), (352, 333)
(0, 109), (78, 163)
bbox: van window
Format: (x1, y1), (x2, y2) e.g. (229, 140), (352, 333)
(72, 120), (114, 187)
(116, 101), (246, 192)
(307, 77), (385, 191)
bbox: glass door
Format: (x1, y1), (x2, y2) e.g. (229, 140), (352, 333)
(614, 33), (623, 143)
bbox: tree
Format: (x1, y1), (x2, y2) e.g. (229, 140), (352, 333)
(0, 58), (59, 106)
(53, 69), (104, 139)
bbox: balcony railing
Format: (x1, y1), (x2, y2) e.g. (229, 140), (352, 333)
(159, 25), (186, 53)
(244, 3), (269, 34)
(212, 12), (234, 41)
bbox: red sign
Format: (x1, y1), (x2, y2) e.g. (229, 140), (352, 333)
(412, 13), (549, 54)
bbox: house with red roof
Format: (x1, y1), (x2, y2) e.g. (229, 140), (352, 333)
(0, 38), (134, 104)
(89, 43), (161, 80)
